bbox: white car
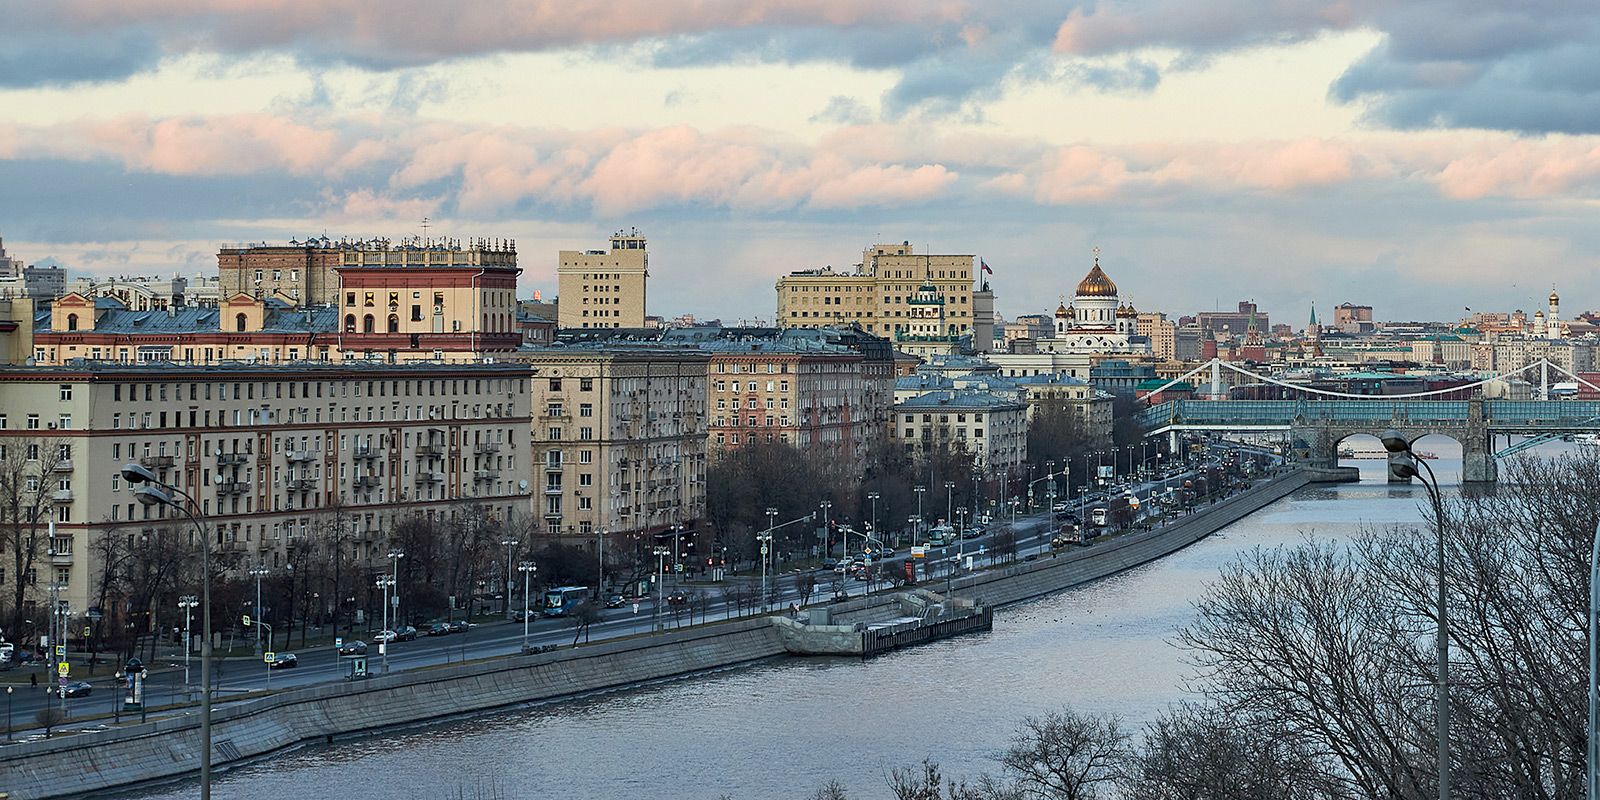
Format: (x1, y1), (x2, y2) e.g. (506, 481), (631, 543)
(372, 629), (398, 644)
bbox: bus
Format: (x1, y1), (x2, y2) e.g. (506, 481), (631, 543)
(1090, 507), (1109, 527)
(542, 586), (589, 617)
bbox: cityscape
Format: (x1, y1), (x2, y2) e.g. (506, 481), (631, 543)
(2, 3), (1599, 800)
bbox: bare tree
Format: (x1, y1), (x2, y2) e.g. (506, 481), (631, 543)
(1122, 703), (1348, 800)
(0, 436), (70, 636)
(568, 601), (602, 646)
(999, 709), (1130, 800)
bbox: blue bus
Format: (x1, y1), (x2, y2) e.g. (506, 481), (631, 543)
(542, 586), (589, 617)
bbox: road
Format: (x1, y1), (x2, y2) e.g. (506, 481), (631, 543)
(1, 455), (1270, 741)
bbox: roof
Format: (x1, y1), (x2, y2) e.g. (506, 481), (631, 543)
(1011, 373), (1089, 387)
(894, 390), (1026, 411)
(1136, 379), (1193, 392)
(36, 302), (339, 334)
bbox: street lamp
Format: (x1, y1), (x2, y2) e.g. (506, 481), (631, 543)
(501, 538), (519, 619)
(518, 561), (537, 653)
(944, 481), (956, 539)
(652, 546), (670, 629)
(819, 500), (833, 557)
(374, 575), (395, 673)
(912, 486), (926, 545)
(866, 492), (880, 548)
(177, 595), (198, 696)
(1380, 429), (1450, 800)
(761, 508), (777, 611)
(386, 549), (404, 627)
(247, 565), (268, 655)
(123, 462), (214, 800)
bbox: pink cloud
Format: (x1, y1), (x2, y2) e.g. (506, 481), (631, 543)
(1033, 146), (1130, 203)
(1435, 139), (1600, 200)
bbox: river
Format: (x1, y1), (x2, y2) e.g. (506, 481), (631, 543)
(128, 442), (1492, 800)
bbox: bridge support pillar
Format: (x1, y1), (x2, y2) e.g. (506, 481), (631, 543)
(1463, 399), (1498, 485)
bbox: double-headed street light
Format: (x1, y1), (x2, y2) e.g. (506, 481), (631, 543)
(375, 575), (396, 674)
(122, 462), (214, 800)
(1380, 430), (1450, 800)
(386, 549), (404, 625)
(177, 595), (198, 695)
(517, 561), (538, 653)
(247, 565), (269, 654)
(500, 538), (519, 619)
(912, 486), (926, 545)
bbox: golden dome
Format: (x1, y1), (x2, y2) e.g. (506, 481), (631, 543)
(1550, 288), (1560, 303)
(1116, 304), (1137, 318)
(1076, 260), (1118, 298)
(1055, 302), (1069, 318)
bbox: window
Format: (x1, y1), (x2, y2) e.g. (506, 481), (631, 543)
(580, 378), (593, 391)
(66, 314), (78, 331)
(363, 315), (375, 333)
(59, 384), (72, 401)
(346, 292), (356, 306)
(579, 403), (593, 417)
(236, 313), (248, 332)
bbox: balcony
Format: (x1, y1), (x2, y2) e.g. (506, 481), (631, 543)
(287, 478), (317, 491)
(217, 453), (248, 466)
(414, 471), (445, 484)
(539, 410), (572, 421)
(50, 488), (74, 503)
(543, 484), (562, 495)
(52, 459), (75, 473)
(474, 441), (501, 455)
(352, 445), (380, 460)
(48, 549), (73, 565)
(286, 449), (317, 463)
(352, 475), (381, 490)
(474, 469), (501, 482)
(416, 443), (445, 457)
(140, 454), (175, 469)
(215, 481), (246, 496)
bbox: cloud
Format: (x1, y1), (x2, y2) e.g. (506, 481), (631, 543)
(810, 96), (875, 125)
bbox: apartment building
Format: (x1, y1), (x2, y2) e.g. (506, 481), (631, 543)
(0, 361), (532, 619)
(219, 237), (517, 307)
(522, 347), (709, 550)
(702, 337), (869, 458)
(775, 242), (978, 337)
(557, 230), (650, 329)
(892, 390), (1028, 474)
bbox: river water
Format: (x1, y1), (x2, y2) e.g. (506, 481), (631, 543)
(129, 443), (1491, 800)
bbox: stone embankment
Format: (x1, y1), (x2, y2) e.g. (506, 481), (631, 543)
(0, 468), (1317, 800)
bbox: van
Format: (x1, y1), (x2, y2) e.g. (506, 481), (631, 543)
(925, 525), (954, 547)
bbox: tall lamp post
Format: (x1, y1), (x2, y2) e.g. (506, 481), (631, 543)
(177, 595), (198, 697)
(912, 486), (926, 545)
(761, 508), (777, 611)
(944, 481), (956, 537)
(518, 561), (537, 653)
(866, 492), (880, 547)
(818, 501), (833, 557)
(375, 576), (395, 673)
(652, 546), (670, 630)
(1380, 430), (1450, 800)
(122, 463), (213, 800)
(501, 538), (519, 618)
(386, 549), (404, 628)
(247, 564), (268, 655)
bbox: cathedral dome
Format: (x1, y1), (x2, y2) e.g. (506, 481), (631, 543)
(1076, 261), (1118, 298)
(1055, 302), (1069, 318)
(1116, 304), (1137, 318)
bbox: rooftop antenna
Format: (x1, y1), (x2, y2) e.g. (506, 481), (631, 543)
(421, 217), (431, 245)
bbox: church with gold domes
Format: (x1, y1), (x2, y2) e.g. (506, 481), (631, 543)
(1037, 253), (1151, 356)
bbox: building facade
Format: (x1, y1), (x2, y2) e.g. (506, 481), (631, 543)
(892, 390), (1028, 474)
(0, 362), (532, 620)
(776, 242), (977, 338)
(522, 347), (709, 550)
(557, 230), (649, 329)
(219, 237), (517, 307)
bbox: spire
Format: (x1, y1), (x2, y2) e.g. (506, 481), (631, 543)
(1308, 302), (1317, 327)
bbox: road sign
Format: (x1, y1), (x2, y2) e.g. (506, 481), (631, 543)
(335, 637), (343, 648)
(760, 545), (768, 555)
(911, 546), (926, 558)
(264, 651), (275, 664)
(57, 661), (69, 676)
(86, 609), (103, 622)
(54, 645), (65, 656)
(242, 614), (252, 627)
(84, 627), (92, 638)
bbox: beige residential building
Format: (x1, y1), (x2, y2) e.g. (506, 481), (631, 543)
(776, 242), (976, 338)
(1136, 312), (1177, 360)
(892, 390), (1028, 475)
(0, 361), (532, 621)
(523, 347), (708, 552)
(558, 230), (650, 329)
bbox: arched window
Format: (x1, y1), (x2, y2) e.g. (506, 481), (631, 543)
(344, 314), (356, 333)
(363, 315), (375, 334)
(387, 314), (399, 334)
(235, 313), (247, 332)
(66, 313), (78, 331)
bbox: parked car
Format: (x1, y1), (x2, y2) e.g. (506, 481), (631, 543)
(61, 680), (93, 698)
(394, 625), (419, 642)
(337, 640), (367, 656)
(427, 622), (452, 636)
(447, 620), (470, 634)
(604, 594), (625, 609)
(822, 558), (839, 570)
(268, 652), (298, 669)
(372, 630), (398, 644)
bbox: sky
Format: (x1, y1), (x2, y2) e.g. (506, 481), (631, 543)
(3, 1), (1599, 324)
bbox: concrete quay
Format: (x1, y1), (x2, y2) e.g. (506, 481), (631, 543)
(0, 468), (1316, 800)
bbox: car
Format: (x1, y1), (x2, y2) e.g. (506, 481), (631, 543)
(1051, 503), (1069, 514)
(268, 652), (298, 669)
(665, 592), (689, 607)
(337, 640), (367, 656)
(394, 625), (419, 642)
(822, 558), (839, 570)
(962, 525), (985, 540)
(872, 546), (895, 559)
(61, 680), (93, 698)
(427, 622), (452, 636)
(604, 594), (625, 609)
(372, 630), (398, 644)
(447, 620), (470, 634)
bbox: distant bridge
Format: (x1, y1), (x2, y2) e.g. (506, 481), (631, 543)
(1135, 359), (1600, 484)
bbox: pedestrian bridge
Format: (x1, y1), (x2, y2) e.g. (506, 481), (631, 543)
(1137, 398), (1600, 484)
